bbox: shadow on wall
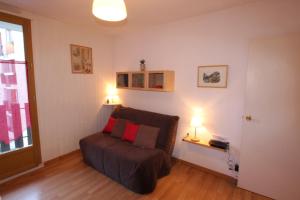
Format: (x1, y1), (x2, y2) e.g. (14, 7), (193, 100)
(97, 106), (115, 132)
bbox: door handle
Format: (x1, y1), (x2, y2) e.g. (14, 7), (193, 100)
(245, 115), (252, 121)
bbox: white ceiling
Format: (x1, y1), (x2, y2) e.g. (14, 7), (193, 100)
(0, 0), (258, 34)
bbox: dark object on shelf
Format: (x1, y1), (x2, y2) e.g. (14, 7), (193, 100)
(209, 139), (229, 150)
(140, 59), (146, 71)
(235, 164), (239, 172)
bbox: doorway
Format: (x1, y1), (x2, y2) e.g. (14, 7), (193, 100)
(0, 12), (41, 180)
(238, 33), (300, 199)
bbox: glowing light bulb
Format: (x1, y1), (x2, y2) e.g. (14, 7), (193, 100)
(92, 0), (127, 22)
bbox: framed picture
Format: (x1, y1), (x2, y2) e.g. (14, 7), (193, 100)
(198, 65), (228, 88)
(70, 44), (93, 74)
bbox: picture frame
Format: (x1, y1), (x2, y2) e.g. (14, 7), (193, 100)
(70, 44), (93, 74)
(197, 65), (228, 88)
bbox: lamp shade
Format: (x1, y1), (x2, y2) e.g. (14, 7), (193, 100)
(191, 116), (202, 128)
(92, 0), (127, 22)
(106, 85), (117, 96)
(106, 85), (120, 104)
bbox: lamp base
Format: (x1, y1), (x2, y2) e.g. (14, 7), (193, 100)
(191, 137), (200, 142)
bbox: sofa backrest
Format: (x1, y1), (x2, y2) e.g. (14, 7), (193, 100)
(111, 106), (179, 155)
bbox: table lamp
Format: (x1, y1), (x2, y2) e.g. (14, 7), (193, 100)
(106, 85), (119, 104)
(191, 116), (202, 142)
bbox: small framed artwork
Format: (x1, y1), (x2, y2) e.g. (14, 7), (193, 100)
(198, 65), (228, 88)
(70, 44), (93, 74)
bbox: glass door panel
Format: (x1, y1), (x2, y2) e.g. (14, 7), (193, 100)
(148, 72), (164, 89)
(117, 73), (129, 88)
(0, 61), (32, 154)
(131, 73), (144, 88)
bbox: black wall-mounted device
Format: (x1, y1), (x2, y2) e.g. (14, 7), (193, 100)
(209, 139), (229, 150)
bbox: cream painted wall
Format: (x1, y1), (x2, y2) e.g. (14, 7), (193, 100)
(113, 0), (300, 176)
(30, 16), (114, 161)
(32, 18), (112, 160)
(0, 10), (114, 162)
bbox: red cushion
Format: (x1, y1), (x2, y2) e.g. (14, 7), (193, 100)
(122, 121), (140, 142)
(103, 117), (116, 133)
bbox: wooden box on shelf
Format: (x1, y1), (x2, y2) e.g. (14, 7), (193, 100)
(116, 72), (130, 88)
(116, 70), (174, 92)
(147, 71), (174, 92)
(131, 72), (146, 89)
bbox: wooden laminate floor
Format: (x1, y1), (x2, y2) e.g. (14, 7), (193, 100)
(0, 151), (272, 200)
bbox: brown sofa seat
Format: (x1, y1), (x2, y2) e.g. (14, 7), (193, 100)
(80, 133), (119, 172)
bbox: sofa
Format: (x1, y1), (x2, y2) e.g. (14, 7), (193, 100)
(79, 106), (179, 194)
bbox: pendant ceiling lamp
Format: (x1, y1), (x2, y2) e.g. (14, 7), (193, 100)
(92, 0), (127, 22)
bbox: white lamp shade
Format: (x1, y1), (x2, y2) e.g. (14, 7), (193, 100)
(106, 85), (117, 96)
(92, 0), (127, 22)
(191, 116), (202, 128)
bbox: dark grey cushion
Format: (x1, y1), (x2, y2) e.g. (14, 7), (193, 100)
(134, 125), (160, 149)
(111, 119), (126, 138)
